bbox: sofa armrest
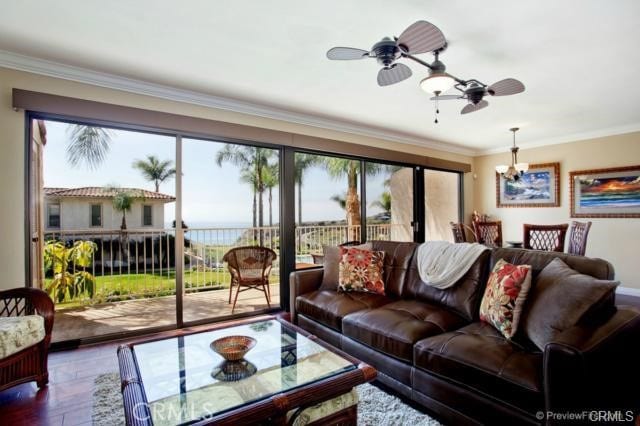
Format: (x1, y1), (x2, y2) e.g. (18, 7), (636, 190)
(289, 268), (323, 323)
(543, 306), (640, 416)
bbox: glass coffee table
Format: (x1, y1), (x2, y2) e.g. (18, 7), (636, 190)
(117, 318), (376, 425)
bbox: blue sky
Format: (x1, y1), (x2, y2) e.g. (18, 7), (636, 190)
(42, 120), (391, 226)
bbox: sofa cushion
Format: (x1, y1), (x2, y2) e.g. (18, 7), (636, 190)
(402, 250), (491, 321)
(491, 247), (614, 281)
(295, 290), (392, 331)
(338, 247), (386, 295)
(479, 259), (532, 339)
(320, 243), (372, 290)
(414, 322), (543, 413)
(342, 300), (468, 363)
(0, 315), (46, 359)
(522, 258), (619, 350)
(370, 241), (418, 298)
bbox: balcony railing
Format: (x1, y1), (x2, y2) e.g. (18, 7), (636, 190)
(43, 223), (408, 306)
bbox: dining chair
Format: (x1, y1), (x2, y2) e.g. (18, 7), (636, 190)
(450, 222), (477, 243)
(523, 224), (569, 252)
(223, 246), (277, 313)
(567, 221), (592, 256)
(472, 221), (503, 247)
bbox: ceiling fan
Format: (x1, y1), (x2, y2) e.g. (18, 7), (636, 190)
(326, 21), (525, 120)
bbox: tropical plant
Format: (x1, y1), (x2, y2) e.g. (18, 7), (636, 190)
(132, 155), (176, 192)
(371, 191), (392, 216)
(323, 159), (382, 239)
(262, 162), (279, 227)
(294, 154), (319, 225)
(44, 240), (97, 303)
(111, 188), (141, 231)
(66, 125), (114, 170)
(216, 145), (274, 243)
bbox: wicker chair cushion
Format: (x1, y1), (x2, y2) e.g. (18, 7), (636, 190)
(0, 315), (45, 359)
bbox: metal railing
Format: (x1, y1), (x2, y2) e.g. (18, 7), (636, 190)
(43, 223), (408, 306)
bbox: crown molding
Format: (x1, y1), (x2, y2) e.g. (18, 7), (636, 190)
(478, 123), (640, 155)
(0, 50), (475, 156)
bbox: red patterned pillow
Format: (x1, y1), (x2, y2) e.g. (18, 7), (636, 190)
(479, 259), (532, 339)
(337, 247), (385, 295)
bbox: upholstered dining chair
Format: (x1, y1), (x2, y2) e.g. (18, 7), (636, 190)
(523, 224), (569, 252)
(223, 246), (277, 313)
(472, 220), (503, 247)
(0, 287), (54, 391)
(567, 221), (592, 256)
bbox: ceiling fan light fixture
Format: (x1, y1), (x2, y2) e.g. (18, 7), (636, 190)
(420, 73), (455, 94)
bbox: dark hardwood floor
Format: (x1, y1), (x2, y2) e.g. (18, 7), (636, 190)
(1, 296), (639, 425)
(0, 315), (277, 426)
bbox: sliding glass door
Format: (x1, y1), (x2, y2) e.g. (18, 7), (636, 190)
(181, 138), (280, 322)
(29, 114), (464, 344)
(35, 118), (177, 343)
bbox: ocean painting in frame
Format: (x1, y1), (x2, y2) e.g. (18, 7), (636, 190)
(497, 163), (560, 207)
(570, 165), (640, 218)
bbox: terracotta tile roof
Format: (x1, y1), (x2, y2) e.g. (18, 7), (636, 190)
(44, 187), (175, 201)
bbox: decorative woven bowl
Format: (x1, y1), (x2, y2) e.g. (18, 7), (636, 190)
(210, 335), (256, 361)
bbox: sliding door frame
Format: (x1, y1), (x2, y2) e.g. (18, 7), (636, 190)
(24, 109), (466, 346)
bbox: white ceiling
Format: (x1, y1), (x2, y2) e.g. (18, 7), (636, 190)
(1, 0), (640, 154)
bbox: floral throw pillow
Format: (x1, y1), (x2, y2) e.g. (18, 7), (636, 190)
(479, 259), (532, 339)
(337, 247), (385, 295)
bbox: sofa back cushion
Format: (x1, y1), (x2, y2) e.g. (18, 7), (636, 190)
(403, 249), (491, 321)
(490, 248), (614, 281)
(369, 241), (419, 298)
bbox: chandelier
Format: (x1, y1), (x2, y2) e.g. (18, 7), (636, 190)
(495, 127), (528, 181)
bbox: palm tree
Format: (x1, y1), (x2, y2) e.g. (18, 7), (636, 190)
(66, 125), (114, 170)
(323, 159), (382, 240)
(262, 162), (279, 227)
(111, 189), (139, 231)
(371, 191), (392, 217)
(294, 154), (319, 226)
(108, 187), (142, 261)
(216, 145), (274, 243)
(132, 155), (176, 192)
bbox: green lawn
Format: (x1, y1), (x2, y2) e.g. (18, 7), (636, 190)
(48, 268), (279, 309)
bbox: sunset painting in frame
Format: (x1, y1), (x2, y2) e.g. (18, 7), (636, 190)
(570, 165), (640, 218)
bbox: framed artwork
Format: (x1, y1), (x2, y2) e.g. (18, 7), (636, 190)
(496, 162), (560, 208)
(570, 165), (640, 218)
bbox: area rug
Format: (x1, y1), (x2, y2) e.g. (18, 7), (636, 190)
(92, 372), (441, 425)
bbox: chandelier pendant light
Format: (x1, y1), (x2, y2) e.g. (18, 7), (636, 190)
(496, 127), (529, 181)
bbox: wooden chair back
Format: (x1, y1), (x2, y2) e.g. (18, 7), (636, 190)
(567, 221), (592, 256)
(473, 221), (503, 247)
(523, 224), (569, 252)
(450, 222), (468, 243)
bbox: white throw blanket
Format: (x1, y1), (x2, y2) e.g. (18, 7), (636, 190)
(416, 241), (489, 289)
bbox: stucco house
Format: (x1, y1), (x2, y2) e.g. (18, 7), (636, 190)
(44, 186), (175, 233)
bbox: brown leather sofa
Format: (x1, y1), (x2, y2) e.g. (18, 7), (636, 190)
(290, 241), (640, 425)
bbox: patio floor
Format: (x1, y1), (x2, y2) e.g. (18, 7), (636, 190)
(52, 284), (280, 343)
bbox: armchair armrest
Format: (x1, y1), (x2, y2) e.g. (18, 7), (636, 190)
(543, 306), (640, 416)
(289, 268), (323, 323)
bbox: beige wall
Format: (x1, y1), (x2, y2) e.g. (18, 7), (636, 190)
(473, 132), (640, 290)
(0, 67), (473, 290)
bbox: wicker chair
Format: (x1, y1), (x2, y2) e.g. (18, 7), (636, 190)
(0, 288), (54, 391)
(567, 221), (592, 256)
(523, 224), (569, 252)
(472, 220), (503, 247)
(223, 246), (277, 313)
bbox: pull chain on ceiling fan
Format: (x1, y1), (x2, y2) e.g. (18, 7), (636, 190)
(326, 20), (525, 121)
